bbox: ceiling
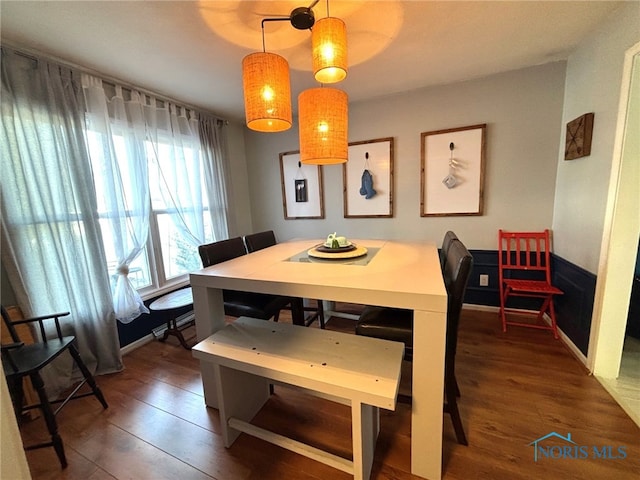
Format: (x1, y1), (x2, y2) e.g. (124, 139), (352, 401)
(0, 1), (623, 122)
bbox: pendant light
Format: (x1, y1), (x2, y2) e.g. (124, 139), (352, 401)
(241, 0), (349, 149)
(298, 87), (348, 164)
(312, 16), (347, 83)
(242, 52), (292, 132)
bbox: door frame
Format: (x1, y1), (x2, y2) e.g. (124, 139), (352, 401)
(588, 41), (640, 377)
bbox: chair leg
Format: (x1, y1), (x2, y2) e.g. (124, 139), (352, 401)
(68, 345), (108, 409)
(547, 297), (559, 339)
(289, 298), (307, 326)
(445, 375), (467, 446)
(30, 372), (67, 468)
(317, 300), (325, 329)
(499, 287), (509, 333)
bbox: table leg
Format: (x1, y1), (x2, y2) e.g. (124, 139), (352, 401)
(412, 309), (446, 480)
(159, 316), (189, 350)
(192, 285), (225, 408)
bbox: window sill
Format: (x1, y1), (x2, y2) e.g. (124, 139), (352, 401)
(140, 278), (190, 302)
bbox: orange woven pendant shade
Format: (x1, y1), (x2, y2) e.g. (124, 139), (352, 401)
(242, 52), (292, 132)
(298, 87), (348, 165)
(312, 17), (347, 84)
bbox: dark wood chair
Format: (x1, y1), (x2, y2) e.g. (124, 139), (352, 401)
(198, 237), (292, 322)
(1, 306), (108, 468)
(244, 230), (325, 328)
(355, 239), (473, 445)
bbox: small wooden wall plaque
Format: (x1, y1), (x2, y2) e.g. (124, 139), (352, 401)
(564, 112), (594, 160)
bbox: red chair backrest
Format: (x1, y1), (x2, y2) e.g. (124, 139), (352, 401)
(498, 230), (553, 283)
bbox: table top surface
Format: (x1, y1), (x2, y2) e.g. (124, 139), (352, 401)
(149, 287), (193, 311)
(190, 239), (446, 312)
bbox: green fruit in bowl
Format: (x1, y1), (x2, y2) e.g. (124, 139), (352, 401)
(331, 239), (340, 249)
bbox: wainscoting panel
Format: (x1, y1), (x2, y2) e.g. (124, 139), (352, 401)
(552, 254), (597, 355)
(465, 250), (500, 307)
(118, 253), (597, 355)
(465, 250), (596, 355)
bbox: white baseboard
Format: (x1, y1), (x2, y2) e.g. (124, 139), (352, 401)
(119, 303), (589, 371)
(120, 333), (154, 356)
(464, 303), (589, 369)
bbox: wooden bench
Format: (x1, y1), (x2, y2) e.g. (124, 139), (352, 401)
(192, 316), (404, 480)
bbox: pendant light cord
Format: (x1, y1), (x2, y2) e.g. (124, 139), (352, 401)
(261, 17), (291, 52)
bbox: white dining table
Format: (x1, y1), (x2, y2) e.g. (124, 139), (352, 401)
(190, 238), (447, 480)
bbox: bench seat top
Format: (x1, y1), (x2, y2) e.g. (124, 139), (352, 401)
(193, 317), (404, 410)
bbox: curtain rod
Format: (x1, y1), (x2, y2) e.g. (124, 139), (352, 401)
(1, 41), (229, 125)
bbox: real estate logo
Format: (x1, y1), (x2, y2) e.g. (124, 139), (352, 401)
(528, 432), (627, 462)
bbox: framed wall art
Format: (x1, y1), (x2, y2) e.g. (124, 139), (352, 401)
(420, 124), (486, 217)
(279, 150), (324, 219)
(564, 112), (594, 160)
(343, 137), (394, 218)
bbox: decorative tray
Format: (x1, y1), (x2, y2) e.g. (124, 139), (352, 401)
(308, 244), (368, 259)
(315, 243), (356, 253)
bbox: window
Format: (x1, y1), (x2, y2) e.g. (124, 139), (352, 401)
(2, 56), (228, 325)
(147, 139), (214, 288)
(86, 126), (214, 297)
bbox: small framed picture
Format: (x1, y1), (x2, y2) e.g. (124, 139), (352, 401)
(279, 151), (324, 219)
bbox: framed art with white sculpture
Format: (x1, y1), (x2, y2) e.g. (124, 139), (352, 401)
(420, 124), (486, 216)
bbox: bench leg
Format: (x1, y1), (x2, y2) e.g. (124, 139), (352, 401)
(352, 402), (379, 480)
(215, 364), (271, 447)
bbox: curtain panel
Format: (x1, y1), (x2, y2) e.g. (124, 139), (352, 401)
(0, 48), (123, 397)
(1, 45), (233, 396)
(82, 76), (151, 323)
(82, 77), (232, 320)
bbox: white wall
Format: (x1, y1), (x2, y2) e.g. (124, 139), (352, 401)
(243, 62), (567, 249)
(552, 2), (640, 273)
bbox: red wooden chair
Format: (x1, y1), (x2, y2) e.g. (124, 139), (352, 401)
(498, 229), (563, 338)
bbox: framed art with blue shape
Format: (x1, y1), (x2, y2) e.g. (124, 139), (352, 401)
(343, 137), (394, 218)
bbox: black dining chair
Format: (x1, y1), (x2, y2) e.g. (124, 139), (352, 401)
(355, 239), (473, 445)
(1, 306), (109, 467)
(243, 230), (279, 254)
(440, 230), (459, 269)
(198, 237), (292, 322)
(244, 230), (325, 329)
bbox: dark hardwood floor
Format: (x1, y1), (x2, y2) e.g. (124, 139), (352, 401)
(20, 306), (640, 480)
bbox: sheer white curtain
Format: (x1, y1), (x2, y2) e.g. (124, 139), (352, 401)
(82, 79), (232, 319)
(0, 49), (122, 397)
(145, 99), (210, 249)
(82, 75), (150, 323)
(136, 95), (232, 272)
